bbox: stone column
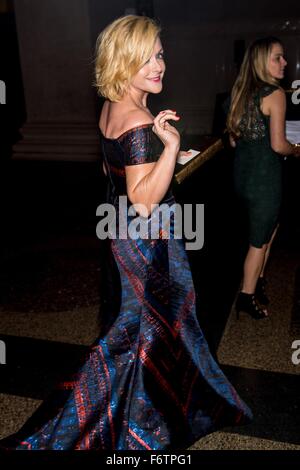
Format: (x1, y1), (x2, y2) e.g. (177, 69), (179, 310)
(13, 0), (100, 161)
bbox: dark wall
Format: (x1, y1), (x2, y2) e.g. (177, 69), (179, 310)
(0, 9), (25, 164)
(154, 0), (300, 23)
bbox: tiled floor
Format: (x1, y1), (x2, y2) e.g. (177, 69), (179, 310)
(0, 158), (300, 450)
(1, 236), (299, 449)
(218, 247), (300, 376)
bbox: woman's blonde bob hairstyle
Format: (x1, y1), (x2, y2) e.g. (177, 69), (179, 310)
(94, 15), (161, 102)
(227, 36), (283, 138)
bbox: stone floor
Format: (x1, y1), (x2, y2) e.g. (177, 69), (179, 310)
(1, 235), (299, 450)
(0, 158), (300, 452)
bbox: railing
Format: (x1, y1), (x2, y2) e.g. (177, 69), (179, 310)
(174, 136), (224, 184)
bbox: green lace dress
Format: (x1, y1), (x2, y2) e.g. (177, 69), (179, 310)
(234, 84), (283, 248)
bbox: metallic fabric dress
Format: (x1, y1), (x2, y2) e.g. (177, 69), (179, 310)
(0, 124), (252, 450)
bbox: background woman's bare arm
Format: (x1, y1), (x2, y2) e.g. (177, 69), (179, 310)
(266, 89), (300, 156)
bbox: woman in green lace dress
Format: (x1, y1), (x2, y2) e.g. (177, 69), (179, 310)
(227, 37), (300, 319)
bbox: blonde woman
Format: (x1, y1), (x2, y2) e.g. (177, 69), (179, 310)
(227, 37), (300, 319)
(0, 16), (251, 450)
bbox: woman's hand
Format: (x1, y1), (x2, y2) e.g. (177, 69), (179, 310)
(293, 143), (300, 157)
(229, 134), (236, 148)
(152, 110), (180, 152)
(178, 150), (192, 158)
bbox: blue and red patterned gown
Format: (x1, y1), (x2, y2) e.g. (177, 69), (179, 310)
(0, 125), (252, 450)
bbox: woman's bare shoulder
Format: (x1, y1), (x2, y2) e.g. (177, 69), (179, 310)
(122, 108), (153, 130)
(98, 100), (109, 131)
(100, 104), (153, 138)
(262, 88), (286, 115)
(263, 87), (285, 102)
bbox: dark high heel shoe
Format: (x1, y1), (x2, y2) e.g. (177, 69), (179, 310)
(236, 292), (268, 320)
(255, 277), (270, 305)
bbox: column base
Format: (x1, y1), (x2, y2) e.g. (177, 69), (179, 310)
(12, 122), (101, 162)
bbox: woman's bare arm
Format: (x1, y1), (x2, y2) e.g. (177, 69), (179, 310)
(125, 110), (180, 217)
(266, 89), (300, 156)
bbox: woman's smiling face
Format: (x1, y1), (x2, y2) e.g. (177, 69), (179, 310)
(129, 37), (166, 95)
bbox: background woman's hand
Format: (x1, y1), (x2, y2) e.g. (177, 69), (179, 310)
(178, 150), (192, 158)
(152, 110), (180, 151)
(293, 143), (300, 157)
(229, 134), (236, 148)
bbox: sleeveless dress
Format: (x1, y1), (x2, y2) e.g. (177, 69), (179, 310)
(0, 124), (252, 450)
(234, 84), (283, 248)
